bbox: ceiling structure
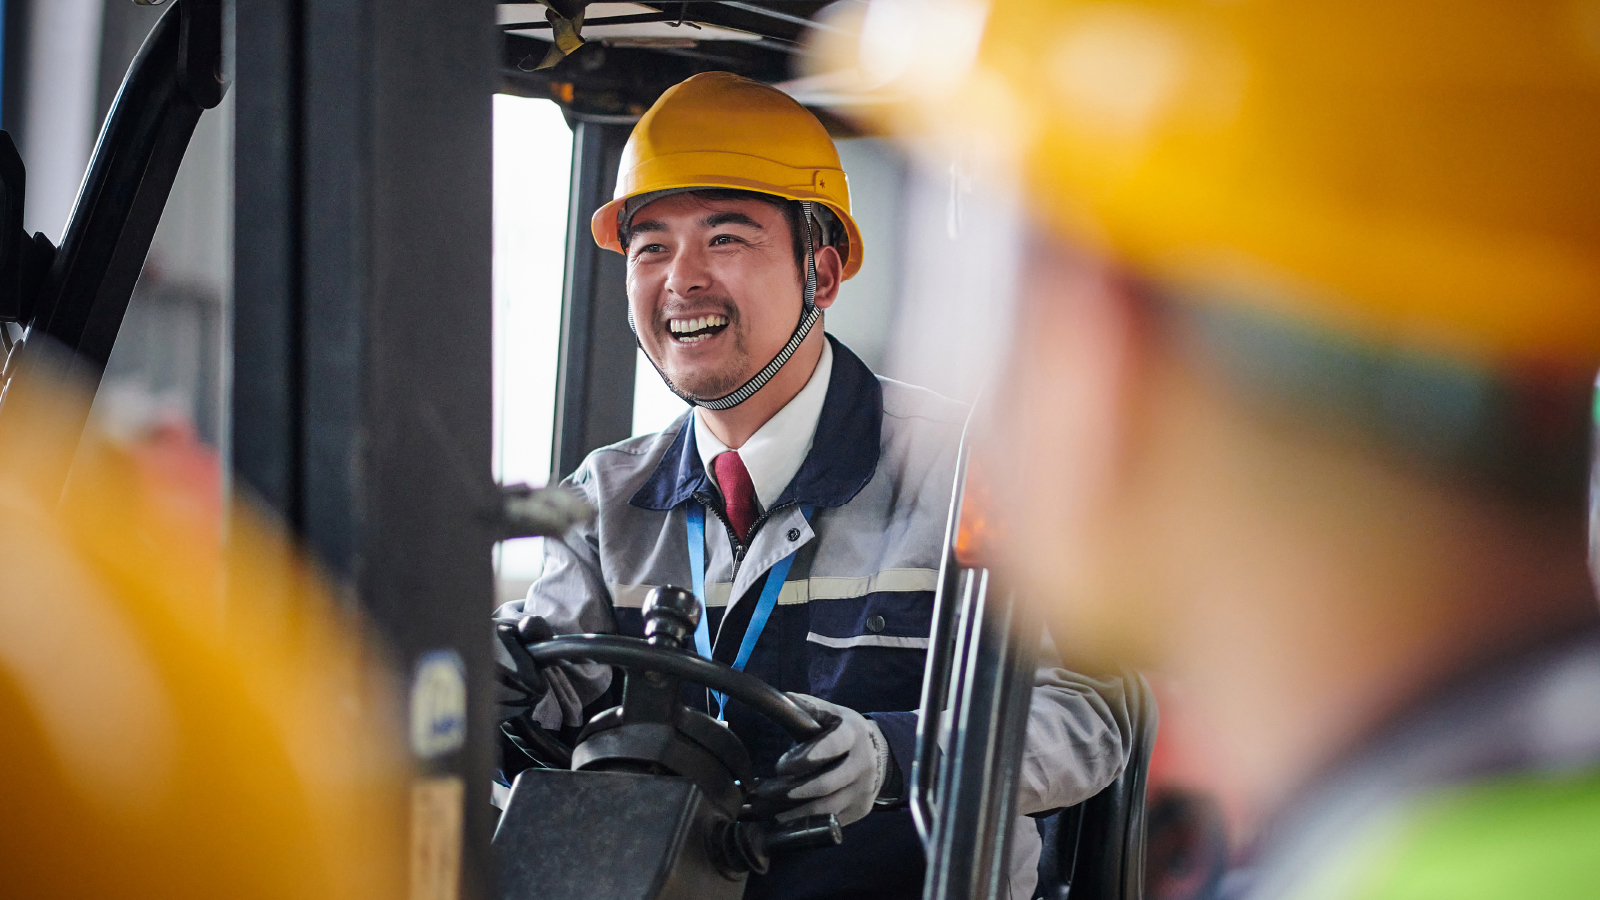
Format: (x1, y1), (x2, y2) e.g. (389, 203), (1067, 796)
(497, 1), (859, 126)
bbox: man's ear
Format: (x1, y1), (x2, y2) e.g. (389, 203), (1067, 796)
(810, 245), (845, 309)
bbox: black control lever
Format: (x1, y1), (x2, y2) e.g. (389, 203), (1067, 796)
(710, 814), (844, 877)
(763, 815), (845, 856)
(501, 715), (573, 769)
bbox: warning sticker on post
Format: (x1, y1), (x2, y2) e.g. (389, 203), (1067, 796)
(410, 776), (464, 900)
(410, 650), (467, 759)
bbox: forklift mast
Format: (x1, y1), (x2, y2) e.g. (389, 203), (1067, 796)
(0, 0), (224, 479)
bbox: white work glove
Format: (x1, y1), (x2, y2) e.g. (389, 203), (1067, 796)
(774, 693), (890, 827)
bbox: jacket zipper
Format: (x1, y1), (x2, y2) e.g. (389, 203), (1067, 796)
(691, 490), (799, 662)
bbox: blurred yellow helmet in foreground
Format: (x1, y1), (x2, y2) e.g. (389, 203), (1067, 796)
(820, 0), (1600, 366)
(592, 71), (866, 280)
(0, 366), (407, 899)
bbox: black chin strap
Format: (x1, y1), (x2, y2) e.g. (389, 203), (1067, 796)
(631, 201), (822, 411)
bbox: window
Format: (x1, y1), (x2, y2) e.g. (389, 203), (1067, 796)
(493, 94), (573, 604)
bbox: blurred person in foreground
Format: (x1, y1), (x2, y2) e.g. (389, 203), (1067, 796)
(0, 353), (407, 899)
(819, 1), (1600, 896)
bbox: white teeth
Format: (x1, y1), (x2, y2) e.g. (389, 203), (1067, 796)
(668, 314), (728, 340)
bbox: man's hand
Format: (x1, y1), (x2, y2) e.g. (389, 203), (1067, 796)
(494, 614), (585, 729)
(775, 693), (890, 826)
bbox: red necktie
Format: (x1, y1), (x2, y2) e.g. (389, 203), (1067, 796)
(713, 451), (758, 543)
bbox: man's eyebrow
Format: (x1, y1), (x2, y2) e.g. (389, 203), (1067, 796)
(629, 219), (667, 235)
(703, 211), (763, 230)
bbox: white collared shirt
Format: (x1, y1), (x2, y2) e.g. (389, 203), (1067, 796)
(694, 338), (834, 511)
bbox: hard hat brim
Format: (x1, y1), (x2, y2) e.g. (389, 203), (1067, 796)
(592, 175), (865, 281)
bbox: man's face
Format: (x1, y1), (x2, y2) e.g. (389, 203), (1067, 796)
(625, 193), (806, 400)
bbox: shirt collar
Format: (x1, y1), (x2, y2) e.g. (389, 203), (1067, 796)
(693, 338), (833, 510)
(631, 334), (881, 512)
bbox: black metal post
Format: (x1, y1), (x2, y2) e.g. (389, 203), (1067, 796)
(915, 417), (1042, 900)
(1, 0), (31, 135)
(551, 117), (636, 483)
(913, 417), (975, 846)
(231, 0), (300, 520)
(233, 1), (499, 898)
(923, 570), (1039, 900)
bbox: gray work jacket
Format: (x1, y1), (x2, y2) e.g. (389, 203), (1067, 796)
(497, 336), (1132, 900)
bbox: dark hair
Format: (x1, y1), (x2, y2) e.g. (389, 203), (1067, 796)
(619, 188), (819, 273)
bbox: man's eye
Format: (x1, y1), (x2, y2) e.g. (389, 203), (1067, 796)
(636, 243), (666, 256)
(710, 234), (739, 246)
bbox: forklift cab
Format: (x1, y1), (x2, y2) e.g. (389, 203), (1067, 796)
(0, 3), (1163, 899)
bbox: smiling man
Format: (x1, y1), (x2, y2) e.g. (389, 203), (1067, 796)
(494, 72), (1132, 900)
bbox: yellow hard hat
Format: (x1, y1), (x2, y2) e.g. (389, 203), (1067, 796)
(819, 1), (1600, 366)
(0, 372), (407, 899)
(592, 71), (866, 280)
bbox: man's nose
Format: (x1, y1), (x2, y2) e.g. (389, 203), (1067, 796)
(664, 244), (712, 297)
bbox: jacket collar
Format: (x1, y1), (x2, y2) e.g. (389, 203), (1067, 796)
(631, 334), (882, 512)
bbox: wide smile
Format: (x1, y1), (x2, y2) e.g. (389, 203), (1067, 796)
(667, 314), (730, 344)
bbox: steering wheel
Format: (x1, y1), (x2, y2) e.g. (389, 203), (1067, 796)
(498, 587), (844, 875)
(523, 634), (825, 742)
(503, 584), (825, 741)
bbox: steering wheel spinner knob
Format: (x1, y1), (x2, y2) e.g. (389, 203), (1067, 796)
(642, 585), (701, 650)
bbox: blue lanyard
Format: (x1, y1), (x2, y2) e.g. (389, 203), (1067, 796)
(685, 500), (813, 719)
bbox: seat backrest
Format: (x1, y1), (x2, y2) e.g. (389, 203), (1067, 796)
(1035, 669), (1158, 900)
